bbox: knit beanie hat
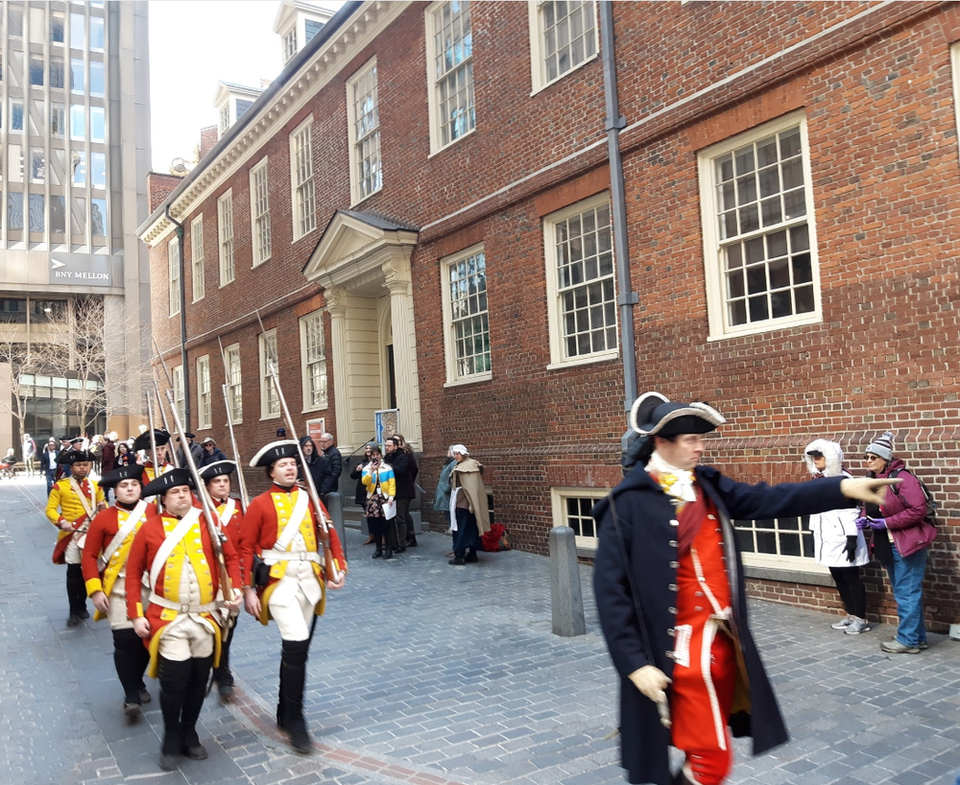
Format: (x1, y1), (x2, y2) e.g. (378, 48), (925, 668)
(866, 430), (894, 461)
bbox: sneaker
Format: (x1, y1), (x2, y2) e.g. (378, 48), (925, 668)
(831, 615), (854, 630)
(845, 618), (871, 635)
(918, 640), (929, 650)
(881, 639), (920, 654)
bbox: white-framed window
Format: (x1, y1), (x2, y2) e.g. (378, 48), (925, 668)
(347, 59), (382, 204)
(259, 329), (280, 419)
(698, 112), (819, 339)
(426, 1), (475, 154)
(224, 343), (243, 424)
(300, 310), (327, 411)
(290, 117), (316, 240)
(196, 355), (211, 429)
(550, 487), (608, 552)
(543, 194), (617, 367)
(219, 105), (230, 135)
(191, 216), (205, 302)
(218, 190), (235, 285)
(441, 244), (491, 384)
(250, 158), (272, 265)
(283, 27), (298, 63)
(528, 0), (598, 94)
(168, 237), (181, 317)
(734, 515), (826, 574)
(172, 365), (185, 424)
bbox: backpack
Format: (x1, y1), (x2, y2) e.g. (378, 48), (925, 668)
(889, 469), (939, 527)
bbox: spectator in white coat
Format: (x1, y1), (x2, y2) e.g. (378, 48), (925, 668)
(804, 439), (871, 634)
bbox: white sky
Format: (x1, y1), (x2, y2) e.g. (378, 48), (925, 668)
(148, 1), (285, 172)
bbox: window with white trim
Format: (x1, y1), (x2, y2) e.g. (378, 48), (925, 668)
(347, 59), (382, 203)
(218, 191), (235, 285)
(196, 355), (211, 429)
(290, 118), (316, 240)
(283, 27), (298, 64)
(698, 113), (819, 338)
(426, 1), (475, 153)
(734, 515), (824, 573)
(543, 194), (617, 366)
(224, 343), (243, 424)
(172, 365), (185, 424)
(441, 245), (491, 383)
(529, 0), (598, 93)
(551, 487), (608, 552)
(168, 237), (181, 317)
(191, 216), (205, 302)
(250, 158), (271, 265)
(300, 310), (327, 411)
(259, 329), (279, 419)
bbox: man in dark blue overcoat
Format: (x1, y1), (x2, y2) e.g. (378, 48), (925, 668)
(593, 392), (897, 785)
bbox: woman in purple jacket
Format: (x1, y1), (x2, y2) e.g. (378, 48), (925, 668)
(858, 431), (935, 654)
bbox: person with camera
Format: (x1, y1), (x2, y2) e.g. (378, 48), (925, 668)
(858, 431), (935, 654)
(362, 443), (396, 559)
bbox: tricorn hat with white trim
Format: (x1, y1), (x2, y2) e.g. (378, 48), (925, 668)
(141, 467), (194, 498)
(629, 392), (726, 437)
(249, 440), (301, 468)
(57, 449), (97, 465)
(99, 463), (145, 489)
(132, 428), (171, 452)
(198, 460), (237, 483)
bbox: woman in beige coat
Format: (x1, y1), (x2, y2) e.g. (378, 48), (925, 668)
(448, 445), (489, 565)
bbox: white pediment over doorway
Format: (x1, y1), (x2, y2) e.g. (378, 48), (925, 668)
(302, 210), (419, 293)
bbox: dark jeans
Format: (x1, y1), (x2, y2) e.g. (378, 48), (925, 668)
(828, 565), (866, 619)
(394, 497), (415, 545)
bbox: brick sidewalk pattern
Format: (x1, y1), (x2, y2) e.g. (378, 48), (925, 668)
(1, 476), (958, 785)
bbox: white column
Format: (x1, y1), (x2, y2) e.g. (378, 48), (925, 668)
(383, 254), (423, 450)
(323, 285), (354, 451)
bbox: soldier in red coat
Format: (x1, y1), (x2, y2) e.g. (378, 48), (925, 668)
(125, 468), (243, 771)
(81, 464), (157, 719)
(593, 393), (899, 785)
(198, 459), (243, 702)
(238, 440), (347, 754)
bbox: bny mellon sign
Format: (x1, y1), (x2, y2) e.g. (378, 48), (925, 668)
(49, 254), (114, 287)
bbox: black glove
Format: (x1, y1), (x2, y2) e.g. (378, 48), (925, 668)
(844, 535), (858, 563)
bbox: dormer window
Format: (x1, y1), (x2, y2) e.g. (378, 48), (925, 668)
(283, 28), (298, 63)
(274, 1), (334, 65)
(214, 82), (264, 139)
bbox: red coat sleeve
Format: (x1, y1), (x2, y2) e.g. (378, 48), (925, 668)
(125, 516), (160, 619)
(81, 507), (114, 585)
(238, 494), (269, 586)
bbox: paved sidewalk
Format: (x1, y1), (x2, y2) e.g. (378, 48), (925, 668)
(1, 475), (958, 785)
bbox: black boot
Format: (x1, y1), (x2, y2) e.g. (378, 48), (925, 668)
(114, 629), (147, 720)
(158, 657), (192, 771)
(213, 625), (236, 703)
(180, 655), (213, 760)
(66, 564), (86, 623)
(279, 639), (312, 753)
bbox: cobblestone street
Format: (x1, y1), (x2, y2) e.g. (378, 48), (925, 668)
(1, 475), (958, 785)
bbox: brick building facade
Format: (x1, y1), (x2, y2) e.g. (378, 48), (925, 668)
(139, 1), (960, 630)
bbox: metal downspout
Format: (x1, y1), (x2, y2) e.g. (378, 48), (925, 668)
(165, 205), (190, 429)
(599, 1), (639, 453)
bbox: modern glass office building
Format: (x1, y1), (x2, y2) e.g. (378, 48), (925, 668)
(0, 1), (151, 447)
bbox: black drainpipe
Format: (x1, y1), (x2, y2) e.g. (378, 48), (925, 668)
(599, 1), (639, 454)
(165, 205), (190, 429)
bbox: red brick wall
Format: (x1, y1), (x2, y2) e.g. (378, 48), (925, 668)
(146, 1), (960, 625)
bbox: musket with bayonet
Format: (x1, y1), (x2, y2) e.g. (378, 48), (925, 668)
(150, 342), (181, 469)
(162, 388), (236, 609)
(255, 312), (341, 584)
(144, 389), (163, 512)
(217, 336), (250, 511)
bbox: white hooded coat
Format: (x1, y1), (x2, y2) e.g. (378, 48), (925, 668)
(804, 439), (869, 567)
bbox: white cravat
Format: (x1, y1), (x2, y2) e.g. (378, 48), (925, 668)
(646, 451), (697, 504)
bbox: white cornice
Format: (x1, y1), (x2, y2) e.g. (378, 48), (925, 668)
(140, 1), (411, 247)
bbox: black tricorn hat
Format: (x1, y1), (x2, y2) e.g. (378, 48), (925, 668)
(132, 429), (171, 452)
(141, 467), (194, 497)
(629, 392), (726, 437)
(57, 449), (97, 465)
(249, 440), (301, 468)
(198, 460), (237, 483)
(99, 463), (144, 489)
